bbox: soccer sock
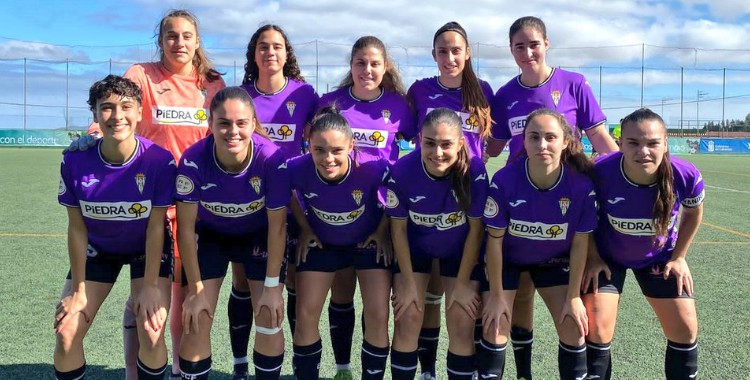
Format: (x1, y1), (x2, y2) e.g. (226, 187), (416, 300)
(293, 340), (323, 380)
(418, 327), (440, 376)
(228, 286), (252, 375)
(665, 340), (698, 380)
(287, 288), (297, 336)
(179, 356), (211, 380)
(136, 358), (167, 380)
(446, 351), (476, 380)
(55, 364), (85, 380)
(477, 337), (507, 379)
(361, 340), (389, 380)
(253, 350), (283, 380)
(390, 349), (418, 380)
(123, 297), (139, 380)
(586, 340), (612, 380)
(558, 342), (587, 380)
(328, 301), (355, 367)
(510, 326), (534, 379)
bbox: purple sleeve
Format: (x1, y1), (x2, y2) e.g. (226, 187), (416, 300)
(385, 173), (408, 218)
(265, 150), (291, 210)
(398, 101), (418, 141)
(175, 153), (201, 203)
(58, 154), (78, 207)
(153, 153), (176, 207)
(576, 182), (598, 233)
(468, 159), (489, 218)
(679, 164), (705, 208)
(490, 92), (510, 140)
(483, 173), (509, 229)
(575, 77), (607, 130)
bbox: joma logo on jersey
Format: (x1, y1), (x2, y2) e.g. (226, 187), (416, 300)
(153, 106), (208, 127)
(409, 211), (466, 231)
(201, 198), (265, 218)
(508, 219), (568, 241)
(80, 200), (152, 221)
(607, 215), (655, 236)
(508, 116), (527, 136)
(311, 205), (366, 226)
(351, 128), (389, 148)
(264, 123), (296, 142)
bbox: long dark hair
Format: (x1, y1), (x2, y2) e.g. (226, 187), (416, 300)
(208, 86), (268, 139)
(523, 108), (593, 175)
(242, 24), (304, 84)
(432, 22), (492, 140)
(621, 108), (675, 240)
(337, 36), (406, 96)
(422, 108), (471, 211)
(155, 9), (222, 86)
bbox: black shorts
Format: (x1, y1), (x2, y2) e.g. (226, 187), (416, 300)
(394, 255), (483, 281)
(182, 227), (285, 285)
(66, 242), (171, 284)
(480, 255), (571, 292)
(582, 260), (693, 299)
(296, 243), (390, 273)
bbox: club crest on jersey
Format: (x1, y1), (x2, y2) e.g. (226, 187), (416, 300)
(135, 173), (146, 194)
(382, 109), (391, 124)
(551, 90), (561, 107)
(286, 101), (296, 116)
(352, 190), (363, 206)
(250, 176), (261, 194)
(559, 197), (571, 216)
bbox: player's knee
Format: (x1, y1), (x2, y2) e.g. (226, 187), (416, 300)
(56, 323), (84, 353)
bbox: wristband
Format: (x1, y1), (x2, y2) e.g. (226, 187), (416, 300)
(264, 276), (280, 287)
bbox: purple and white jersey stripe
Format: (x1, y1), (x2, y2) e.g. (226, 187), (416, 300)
(241, 78), (319, 160)
(175, 134), (290, 236)
(318, 87), (416, 164)
(593, 152), (705, 269)
(407, 76), (493, 159)
(491, 68), (606, 164)
(58, 136), (176, 255)
(483, 158), (597, 265)
(289, 155), (389, 246)
(386, 152), (488, 259)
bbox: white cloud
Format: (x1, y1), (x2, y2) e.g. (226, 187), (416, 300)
(0, 41), (89, 61)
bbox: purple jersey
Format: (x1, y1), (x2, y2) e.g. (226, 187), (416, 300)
(318, 86), (416, 164)
(241, 78), (319, 160)
(407, 76), (494, 159)
(385, 152), (488, 259)
(58, 137), (175, 255)
(491, 68), (606, 163)
(593, 153), (705, 269)
(174, 134), (290, 236)
(289, 155), (389, 246)
(483, 159), (597, 265)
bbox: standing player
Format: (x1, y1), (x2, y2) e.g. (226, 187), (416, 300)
(289, 107), (392, 380)
(582, 108), (703, 379)
(54, 75), (175, 380)
(406, 22), (493, 379)
(387, 108), (488, 380)
(484, 17), (618, 379)
(228, 24), (318, 379)
(75, 9), (226, 380)
(316, 35), (415, 380)
(479, 109), (596, 380)
(175, 87), (289, 380)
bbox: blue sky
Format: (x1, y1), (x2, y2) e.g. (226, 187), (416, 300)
(2, 0), (750, 129)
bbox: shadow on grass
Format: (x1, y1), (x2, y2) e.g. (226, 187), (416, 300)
(0, 363), (301, 379)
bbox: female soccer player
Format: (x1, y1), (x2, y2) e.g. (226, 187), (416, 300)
(406, 22), (493, 378)
(484, 17), (619, 379)
(54, 75), (175, 380)
(74, 9), (226, 379)
(226, 24), (318, 378)
(175, 87), (289, 380)
(582, 108), (703, 379)
(387, 108), (488, 380)
(479, 108), (596, 380)
(316, 35), (415, 379)
(289, 107), (392, 380)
